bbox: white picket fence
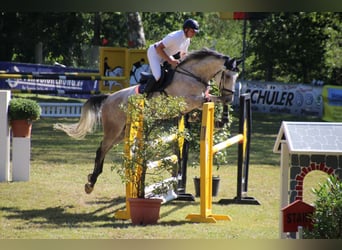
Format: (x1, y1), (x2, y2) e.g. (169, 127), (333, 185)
(39, 102), (83, 117)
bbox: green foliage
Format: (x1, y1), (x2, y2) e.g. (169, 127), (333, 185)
(114, 94), (189, 198)
(142, 12), (243, 59)
(1, 12), (340, 84)
(8, 97), (41, 121)
(247, 12), (341, 84)
(187, 84), (233, 168)
(304, 175), (342, 239)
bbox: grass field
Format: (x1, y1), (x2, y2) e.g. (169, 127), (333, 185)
(0, 105), (327, 239)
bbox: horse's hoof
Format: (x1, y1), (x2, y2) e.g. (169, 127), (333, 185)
(85, 183), (94, 194)
(87, 174), (92, 182)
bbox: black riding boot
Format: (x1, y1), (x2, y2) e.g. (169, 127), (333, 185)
(143, 77), (157, 94)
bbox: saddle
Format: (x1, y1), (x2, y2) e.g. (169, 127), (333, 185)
(137, 63), (175, 94)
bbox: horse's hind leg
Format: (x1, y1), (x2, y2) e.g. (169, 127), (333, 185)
(84, 141), (106, 194)
(84, 130), (125, 194)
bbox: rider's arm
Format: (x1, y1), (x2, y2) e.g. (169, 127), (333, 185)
(155, 42), (179, 67)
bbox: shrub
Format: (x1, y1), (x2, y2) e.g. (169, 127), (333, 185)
(114, 94), (189, 199)
(304, 175), (342, 239)
(8, 98), (41, 121)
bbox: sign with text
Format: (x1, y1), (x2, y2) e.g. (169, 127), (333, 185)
(0, 61), (98, 98)
(238, 81), (323, 117)
(282, 200), (315, 232)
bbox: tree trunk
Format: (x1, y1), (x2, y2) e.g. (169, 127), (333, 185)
(126, 12), (146, 48)
(265, 61), (274, 81)
(92, 13), (102, 46)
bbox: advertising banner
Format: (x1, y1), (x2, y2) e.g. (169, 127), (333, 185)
(0, 61), (98, 98)
(322, 85), (342, 121)
(235, 81), (323, 117)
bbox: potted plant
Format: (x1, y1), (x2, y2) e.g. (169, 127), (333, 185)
(115, 94), (188, 225)
(8, 97), (41, 138)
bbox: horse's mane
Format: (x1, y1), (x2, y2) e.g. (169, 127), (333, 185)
(179, 48), (227, 66)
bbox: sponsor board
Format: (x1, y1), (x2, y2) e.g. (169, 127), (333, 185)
(234, 81), (323, 117)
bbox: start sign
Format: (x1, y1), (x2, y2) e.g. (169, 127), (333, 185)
(282, 200), (315, 232)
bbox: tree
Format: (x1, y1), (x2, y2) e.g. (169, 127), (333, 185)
(0, 12), (339, 85)
(126, 12), (145, 48)
(247, 12), (334, 83)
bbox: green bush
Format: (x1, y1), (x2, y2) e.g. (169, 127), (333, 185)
(304, 175), (342, 239)
(8, 98), (41, 121)
(187, 83), (234, 169)
(114, 94), (189, 199)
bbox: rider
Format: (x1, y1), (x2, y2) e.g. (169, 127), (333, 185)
(144, 18), (199, 93)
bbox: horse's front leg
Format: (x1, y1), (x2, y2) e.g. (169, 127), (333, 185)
(183, 95), (208, 113)
(207, 94), (228, 103)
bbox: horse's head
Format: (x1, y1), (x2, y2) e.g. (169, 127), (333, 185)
(174, 48), (242, 109)
(214, 57), (242, 104)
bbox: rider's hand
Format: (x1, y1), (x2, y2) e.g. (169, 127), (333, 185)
(169, 58), (180, 68)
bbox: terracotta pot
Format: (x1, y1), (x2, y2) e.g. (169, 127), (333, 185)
(193, 176), (220, 197)
(128, 198), (162, 225)
(10, 120), (32, 138)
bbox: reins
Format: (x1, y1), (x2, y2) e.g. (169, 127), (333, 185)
(174, 66), (210, 87)
(175, 66), (235, 97)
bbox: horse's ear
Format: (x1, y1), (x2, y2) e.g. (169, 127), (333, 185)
(236, 58), (243, 66)
(230, 58), (244, 72)
(225, 58), (241, 72)
(233, 58), (243, 72)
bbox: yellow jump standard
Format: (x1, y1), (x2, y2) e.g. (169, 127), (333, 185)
(186, 102), (233, 223)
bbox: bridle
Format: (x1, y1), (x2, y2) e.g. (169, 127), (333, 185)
(217, 71), (235, 97)
(175, 58), (237, 97)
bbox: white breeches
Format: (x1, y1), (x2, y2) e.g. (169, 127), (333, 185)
(147, 45), (163, 81)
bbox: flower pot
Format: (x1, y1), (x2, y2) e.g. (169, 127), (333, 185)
(193, 176), (220, 197)
(10, 120), (32, 138)
(128, 198), (163, 225)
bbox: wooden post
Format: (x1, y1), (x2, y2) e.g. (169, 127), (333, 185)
(0, 90), (10, 181)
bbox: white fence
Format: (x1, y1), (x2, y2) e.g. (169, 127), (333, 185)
(39, 102), (83, 117)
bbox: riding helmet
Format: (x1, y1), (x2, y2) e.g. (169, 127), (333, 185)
(183, 19), (199, 32)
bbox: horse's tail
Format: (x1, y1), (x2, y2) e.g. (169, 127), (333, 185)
(54, 94), (109, 139)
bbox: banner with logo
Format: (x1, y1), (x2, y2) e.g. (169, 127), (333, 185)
(0, 61), (98, 98)
(234, 81), (323, 117)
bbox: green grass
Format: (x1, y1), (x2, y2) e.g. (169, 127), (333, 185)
(0, 110), (325, 239)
